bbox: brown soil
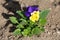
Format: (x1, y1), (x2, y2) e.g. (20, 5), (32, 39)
(0, 0), (60, 40)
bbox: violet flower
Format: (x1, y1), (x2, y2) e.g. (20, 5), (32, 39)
(25, 6), (38, 17)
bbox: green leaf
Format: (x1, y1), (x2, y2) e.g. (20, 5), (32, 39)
(28, 33), (33, 37)
(22, 28), (31, 36)
(9, 17), (18, 24)
(29, 20), (35, 25)
(40, 9), (50, 19)
(28, 20), (35, 27)
(39, 18), (47, 26)
(13, 29), (21, 36)
(16, 24), (24, 29)
(16, 10), (25, 18)
(20, 19), (27, 22)
(20, 19), (27, 25)
(32, 27), (41, 35)
(40, 26), (45, 32)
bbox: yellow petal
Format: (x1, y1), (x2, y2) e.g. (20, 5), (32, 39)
(29, 11), (40, 22)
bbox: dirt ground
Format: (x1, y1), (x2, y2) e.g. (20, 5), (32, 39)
(0, 0), (60, 40)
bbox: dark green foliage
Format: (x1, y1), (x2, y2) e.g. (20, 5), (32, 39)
(9, 9), (50, 36)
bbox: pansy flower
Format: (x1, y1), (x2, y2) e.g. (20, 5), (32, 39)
(25, 6), (38, 17)
(24, 6), (40, 22)
(30, 11), (40, 22)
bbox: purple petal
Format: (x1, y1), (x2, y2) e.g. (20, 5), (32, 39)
(25, 11), (30, 17)
(24, 6), (38, 17)
(27, 6), (38, 13)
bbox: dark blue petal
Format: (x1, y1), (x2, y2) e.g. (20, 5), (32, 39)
(24, 6), (38, 17)
(25, 11), (30, 17)
(27, 6), (38, 13)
